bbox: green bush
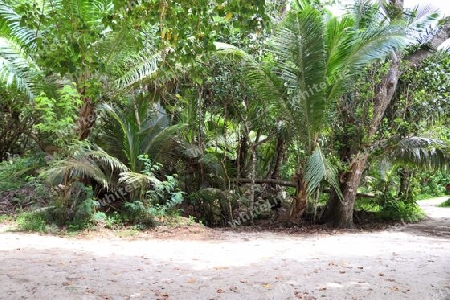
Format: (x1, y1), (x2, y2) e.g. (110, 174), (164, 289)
(438, 199), (450, 208)
(119, 155), (184, 227)
(0, 154), (46, 192)
(46, 183), (98, 230)
(379, 199), (425, 222)
(416, 171), (450, 198)
(16, 211), (47, 232)
(122, 200), (156, 228)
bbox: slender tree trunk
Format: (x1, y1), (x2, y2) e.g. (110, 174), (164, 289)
(197, 86), (205, 187)
(287, 173), (308, 224)
(248, 144), (257, 224)
(398, 167), (413, 201)
(271, 136), (285, 180)
(238, 135), (248, 178)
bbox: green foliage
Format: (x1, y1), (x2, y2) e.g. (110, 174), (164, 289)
(45, 182), (98, 230)
(415, 171), (450, 198)
(40, 141), (128, 190)
(33, 84), (82, 145)
(16, 211), (47, 232)
(122, 200), (156, 228)
(119, 154), (184, 227)
(187, 188), (234, 226)
(0, 154), (46, 191)
(438, 199), (450, 207)
(379, 199), (425, 222)
(99, 96), (185, 172)
(93, 211), (122, 229)
(400, 52), (450, 125)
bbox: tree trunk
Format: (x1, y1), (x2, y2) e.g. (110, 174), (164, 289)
(77, 98), (96, 140)
(248, 144), (257, 224)
(287, 173), (308, 224)
(271, 136), (285, 180)
(237, 135), (248, 178)
(326, 50), (402, 228)
(325, 153), (369, 228)
(398, 167), (413, 201)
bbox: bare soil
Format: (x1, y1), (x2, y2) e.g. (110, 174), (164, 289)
(1, 198), (449, 300)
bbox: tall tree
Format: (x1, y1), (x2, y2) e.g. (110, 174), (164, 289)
(324, 0), (447, 228)
(268, 0), (408, 222)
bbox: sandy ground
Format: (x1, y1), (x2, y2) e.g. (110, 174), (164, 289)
(1, 198), (449, 300)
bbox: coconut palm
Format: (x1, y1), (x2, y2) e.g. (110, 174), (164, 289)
(217, 0), (410, 222)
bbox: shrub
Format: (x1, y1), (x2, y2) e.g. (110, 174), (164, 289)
(16, 211), (47, 232)
(0, 154), (46, 192)
(438, 199), (450, 208)
(379, 199), (425, 222)
(46, 183), (98, 230)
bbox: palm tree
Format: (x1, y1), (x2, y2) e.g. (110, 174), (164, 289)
(247, 0), (408, 222)
(41, 141), (128, 209)
(323, 0), (443, 228)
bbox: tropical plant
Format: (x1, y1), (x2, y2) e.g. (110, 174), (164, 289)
(324, 0), (445, 227)
(119, 154), (184, 227)
(217, 0), (409, 224)
(40, 141), (128, 194)
(98, 94), (186, 172)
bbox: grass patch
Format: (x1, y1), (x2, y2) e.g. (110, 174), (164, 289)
(114, 228), (140, 238)
(438, 199), (450, 207)
(0, 215), (14, 222)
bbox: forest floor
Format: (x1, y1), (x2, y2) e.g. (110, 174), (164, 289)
(0, 197), (449, 300)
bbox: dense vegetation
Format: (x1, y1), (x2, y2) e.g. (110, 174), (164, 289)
(0, 0), (449, 231)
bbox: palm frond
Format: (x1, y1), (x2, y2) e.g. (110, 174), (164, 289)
(273, 6), (327, 138)
(325, 6), (407, 101)
(100, 102), (140, 171)
(114, 49), (162, 91)
(74, 0), (114, 26)
(118, 171), (161, 196)
(305, 146), (343, 200)
(100, 98), (182, 171)
(389, 137), (450, 170)
(0, 37), (40, 98)
(42, 158), (109, 188)
(0, 2), (36, 48)
(83, 146), (129, 174)
(144, 123), (187, 160)
(213, 43), (282, 125)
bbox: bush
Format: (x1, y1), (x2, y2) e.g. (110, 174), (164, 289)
(0, 154), (46, 192)
(16, 211), (47, 232)
(379, 199), (425, 222)
(46, 183), (98, 230)
(118, 155), (184, 227)
(438, 199), (450, 208)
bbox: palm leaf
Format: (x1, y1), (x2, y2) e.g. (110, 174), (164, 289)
(144, 123), (187, 160)
(118, 171), (161, 197)
(272, 6), (327, 140)
(388, 137), (450, 170)
(42, 158), (109, 188)
(114, 49), (162, 91)
(0, 2), (36, 48)
(305, 146), (343, 200)
(0, 37), (40, 98)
